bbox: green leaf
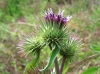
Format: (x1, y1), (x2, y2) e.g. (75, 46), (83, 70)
(62, 59), (69, 74)
(90, 44), (100, 52)
(24, 50), (41, 72)
(40, 47), (60, 71)
(82, 67), (98, 74)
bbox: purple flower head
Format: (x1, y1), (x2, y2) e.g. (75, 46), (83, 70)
(44, 8), (72, 28)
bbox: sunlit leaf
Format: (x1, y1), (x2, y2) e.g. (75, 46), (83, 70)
(40, 47), (60, 71)
(82, 67), (98, 74)
(90, 44), (100, 52)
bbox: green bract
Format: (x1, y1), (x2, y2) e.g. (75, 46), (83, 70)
(21, 38), (44, 57)
(19, 38), (45, 72)
(41, 22), (68, 49)
(60, 36), (79, 62)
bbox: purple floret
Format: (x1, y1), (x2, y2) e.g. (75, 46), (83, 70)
(43, 8), (72, 28)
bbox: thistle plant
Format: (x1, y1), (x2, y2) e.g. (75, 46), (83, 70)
(18, 8), (81, 74)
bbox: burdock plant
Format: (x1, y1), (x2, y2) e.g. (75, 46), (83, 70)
(19, 8), (81, 74)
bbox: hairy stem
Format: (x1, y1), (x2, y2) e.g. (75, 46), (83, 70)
(60, 56), (66, 74)
(54, 57), (60, 74)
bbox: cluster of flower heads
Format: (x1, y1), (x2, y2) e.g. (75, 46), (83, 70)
(44, 8), (72, 27)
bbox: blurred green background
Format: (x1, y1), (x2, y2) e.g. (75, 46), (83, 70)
(0, 0), (100, 74)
